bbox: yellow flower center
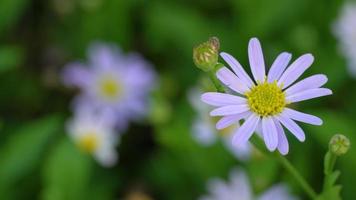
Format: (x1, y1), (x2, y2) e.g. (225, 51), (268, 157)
(77, 133), (99, 153)
(99, 78), (122, 99)
(246, 81), (286, 116)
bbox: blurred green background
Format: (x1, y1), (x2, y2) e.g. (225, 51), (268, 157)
(0, 0), (355, 199)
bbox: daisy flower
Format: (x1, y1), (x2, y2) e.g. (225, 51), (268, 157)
(201, 38), (332, 155)
(333, 3), (356, 77)
(62, 42), (156, 129)
(199, 168), (297, 200)
(189, 87), (251, 160)
(66, 106), (119, 167)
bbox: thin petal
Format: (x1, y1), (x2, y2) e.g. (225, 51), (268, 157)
(216, 111), (251, 130)
(276, 114), (305, 142)
(201, 92), (247, 107)
(61, 62), (92, 88)
(285, 74), (328, 96)
(220, 52), (255, 87)
(232, 114), (260, 147)
(248, 38), (266, 83)
(216, 67), (250, 94)
(278, 54), (314, 89)
(283, 108), (322, 125)
(230, 169), (253, 199)
(262, 117), (278, 151)
(210, 105), (249, 116)
(274, 118), (289, 155)
(267, 52), (292, 82)
(286, 88), (332, 103)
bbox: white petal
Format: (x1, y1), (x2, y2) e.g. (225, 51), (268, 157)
(267, 52), (292, 82)
(274, 118), (289, 155)
(286, 88), (332, 103)
(276, 114), (305, 142)
(216, 67), (250, 94)
(210, 104), (250, 116)
(285, 74), (328, 96)
(216, 111), (250, 130)
(232, 114), (260, 147)
(201, 92), (247, 107)
(220, 52), (255, 87)
(262, 117), (278, 151)
(248, 38), (266, 83)
(278, 54), (314, 89)
(283, 108), (323, 125)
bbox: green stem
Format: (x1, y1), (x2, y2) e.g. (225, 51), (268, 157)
(276, 154), (318, 199)
(208, 63), (225, 93)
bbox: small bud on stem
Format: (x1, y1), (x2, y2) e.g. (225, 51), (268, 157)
(193, 37), (220, 72)
(329, 134), (350, 156)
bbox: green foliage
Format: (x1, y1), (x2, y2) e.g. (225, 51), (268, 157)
(0, 115), (62, 198)
(41, 138), (92, 200)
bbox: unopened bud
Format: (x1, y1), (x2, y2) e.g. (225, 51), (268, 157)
(193, 37), (220, 72)
(329, 134), (350, 156)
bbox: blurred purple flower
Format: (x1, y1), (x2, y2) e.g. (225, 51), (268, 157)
(199, 168), (297, 200)
(62, 42), (156, 129)
(66, 106), (119, 167)
(333, 3), (356, 77)
(201, 38), (332, 155)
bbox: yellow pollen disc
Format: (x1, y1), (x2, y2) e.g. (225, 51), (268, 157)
(246, 81), (286, 117)
(100, 78), (122, 99)
(77, 133), (99, 153)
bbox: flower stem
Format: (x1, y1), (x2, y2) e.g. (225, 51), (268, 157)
(208, 63), (225, 93)
(276, 153), (318, 199)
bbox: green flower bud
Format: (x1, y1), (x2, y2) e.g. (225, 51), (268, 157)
(329, 134), (350, 156)
(193, 37), (220, 72)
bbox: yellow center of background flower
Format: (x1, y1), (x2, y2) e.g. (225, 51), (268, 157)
(246, 81), (286, 116)
(77, 133), (99, 153)
(100, 78), (122, 99)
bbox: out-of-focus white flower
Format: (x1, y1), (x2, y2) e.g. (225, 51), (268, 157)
(333, 3), (356, 77)
(67, 107), (119, 167)
(188, 87), (251, 160)
(62, 42), (156, 129)
(199, 168), (297, 200)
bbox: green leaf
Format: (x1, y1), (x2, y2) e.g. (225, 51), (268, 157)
(0, 115), (62, 194)
(0, 0), (29, 33)
(41, 138), (92, 200)
(0, 46), (24, 73)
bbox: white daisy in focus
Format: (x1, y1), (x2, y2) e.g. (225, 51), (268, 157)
(189, 87), (251, 161)
(67, 107), (119, 167)
(199, 168), (297, 200)
(201, 38), (332, 155)
(333, 3), (356, 77)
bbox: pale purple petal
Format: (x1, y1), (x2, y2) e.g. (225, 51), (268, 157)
(232, 114), (260, 147)
(262, 117), (278, 151)
(267, 52), (292, 82)
(62, 62), (92, 88)
(229, 169), (253, 199)
(201, 92), (247, 107)
(286, 88), (332, 103)
(276, 114), (305, 142)
(220, 52), (255, 87)
(88, 42), (122, 70)
(192, 118), (216, 146)
(285, 74), (328, 96)
(258, 184), (297, 200)
(283, 108), (323, 126)
(278, 54), (314, 89)
(216, 111), (251, 130)
(248, 38), (266, 83)
(216, 67), (250, 94)
(207, 179), (230, 196)
(210, 104), (249, 116)
(223, 134), (251, 160)
(274, 118), (289, 155)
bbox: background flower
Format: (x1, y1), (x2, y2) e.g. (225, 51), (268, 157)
(62, 42), (156, 129)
